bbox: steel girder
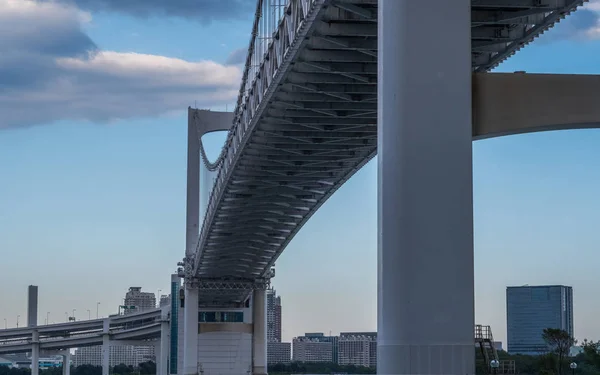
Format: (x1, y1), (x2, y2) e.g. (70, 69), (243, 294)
(192, 0), (587, 302)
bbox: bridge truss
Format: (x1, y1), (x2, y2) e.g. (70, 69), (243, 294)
(189, 0), (588, 304)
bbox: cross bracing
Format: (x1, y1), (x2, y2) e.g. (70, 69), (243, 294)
(191, 0), (587, 304)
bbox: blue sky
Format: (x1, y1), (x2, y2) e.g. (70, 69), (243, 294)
(2, 0), (600, 345)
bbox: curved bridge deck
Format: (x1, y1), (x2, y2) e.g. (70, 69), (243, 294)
(192, 0), (587, 304)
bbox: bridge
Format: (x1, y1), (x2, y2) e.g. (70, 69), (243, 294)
(179, 0), (600, 375)
(2, 1), (598, 375)
(0, 305), (168, 375)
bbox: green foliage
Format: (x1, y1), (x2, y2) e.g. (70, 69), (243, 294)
(268, 362), (376, 374)
(0, 361), (156, 375)
(542, 328), (577, 375)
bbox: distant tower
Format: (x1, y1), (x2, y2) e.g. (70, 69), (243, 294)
(506, 285), (574, 354)
(267, 288), (282, 342)
(124, 287), (156, 314)
(159, 294), (171, 308)
(27, 285), (38, 327)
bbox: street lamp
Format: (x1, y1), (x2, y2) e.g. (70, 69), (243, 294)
(87, 309), (91, 320)
(46, 312), (50, 325)
(570, 362), (577, 375)
(3, 318), (6, 329)
(490, 359), (500, 374)
(16, 315), (20, 328)
(72, 309), (76, 321)
(96, 302), (100, 319)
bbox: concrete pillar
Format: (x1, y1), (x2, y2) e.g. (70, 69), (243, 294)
(252, 289), (267, 375)
(62, 352), (71, 375)
(159, 319), (169, 375)
(31, 330), (39, 375)
(155, 344), (162, 375)
(182, 286), (199, 375)
(27, 285), (38, 328)
(186, 107), (200, 259)
(377, 1), (474, 375)
(101, 319), (110, 375)
(183, 101), (201, 375)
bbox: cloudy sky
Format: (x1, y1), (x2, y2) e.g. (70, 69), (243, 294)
(3, 0), (600, 345)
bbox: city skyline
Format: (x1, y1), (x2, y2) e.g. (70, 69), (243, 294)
(5, 0), (600, 349)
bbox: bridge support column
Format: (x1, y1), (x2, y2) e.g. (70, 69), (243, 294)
(62, 351), (71, 375)
(252, 288), (267, 375)
(158, 317), (169, 375)
(31, 330), (39, 375)
(182, 286), (199, 375)
(101, 319), (110, 375)
(378, 1), (474, 375)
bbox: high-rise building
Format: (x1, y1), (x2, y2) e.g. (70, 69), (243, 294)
(267, 342), (291, 364)
(73, 345), (155, 367)
(292, 336), (333, 363)
(124, 287), (156, 314)
(506, 285), (574, 355)
(266, 288), (282, 342)
(338, 332), (377, 368)
(159, 294), (171, 308)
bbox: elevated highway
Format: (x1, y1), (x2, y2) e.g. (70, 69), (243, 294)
(0, 309), (161, 341)
(0, 309), (165, 360)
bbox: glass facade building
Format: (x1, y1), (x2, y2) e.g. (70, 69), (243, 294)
(506, 285), (573, 355)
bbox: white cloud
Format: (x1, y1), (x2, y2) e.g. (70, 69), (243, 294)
(580, 0), (600, 38)
(0, 0), (243, 129)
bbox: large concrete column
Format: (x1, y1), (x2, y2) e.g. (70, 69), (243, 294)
(377, 1), (474, 375)
(101, 319), (110, 375)
(186, 107), (200, 258)
(183, 104), (201, 375)
(31, 330), (39, 375)
(159, 317), (169, 375)
(62, 351), (71, 375)
(252, 289), (267, 375)
(155, 344), (162, 375)
(27, 285), (38, 328)
(182, 286), (199, 375)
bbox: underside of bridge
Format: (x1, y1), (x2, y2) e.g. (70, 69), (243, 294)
(179, 0), (592, 374)
(188, 0), (589, 305)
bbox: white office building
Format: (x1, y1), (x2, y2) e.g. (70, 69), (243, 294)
(159, 294), (171, 308)
(124, 287), (156, 314)
(338, 332), (377, 367)
(267, 342), (291, 364)
(292, 337), (332, 363)
(73, 345), (155, 367)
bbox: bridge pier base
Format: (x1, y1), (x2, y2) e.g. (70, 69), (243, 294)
(101, 319), (110, 375)
(182, 286), (199, 375)
(62, 351), (71, 375)
(377, 1), (474, 375)
(31, 331), (39, 375)
(157, 315), (169, 375)
(252, 288), (267, 375)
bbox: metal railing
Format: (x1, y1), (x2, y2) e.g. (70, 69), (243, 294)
(194, 0), (321, 274)
(475, 324), (494, 341)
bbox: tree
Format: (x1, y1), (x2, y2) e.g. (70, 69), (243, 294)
(137, 361), (155, 375)
(542, 328), (576, 375)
